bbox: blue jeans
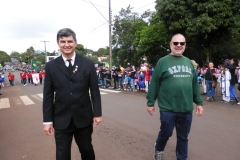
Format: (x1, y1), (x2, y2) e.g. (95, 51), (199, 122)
(131, 78), (135, 90)
(230, 84), (237, 100)
(155, 111), (192, 160)
(118, 77), (123, 89)
(98, 77), (105, 86)
(206, 80), (215, 97)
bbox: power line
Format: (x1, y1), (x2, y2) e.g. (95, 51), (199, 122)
(82, 0), (107, 8)
(87, 22), (108, 34)
(79, 23), (108, 39)
(87, 0), (109, 23)
(133, 2), (155, 11)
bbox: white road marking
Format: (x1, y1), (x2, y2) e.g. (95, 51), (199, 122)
(31, 95), (43, 102)
(0, 98), (10, 109)
(0, 90), (118, 109)
(37, 94), (43, 99)
(20, 96), (34, 105)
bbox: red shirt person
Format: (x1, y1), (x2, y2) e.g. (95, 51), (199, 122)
(8, 73), (15, 86)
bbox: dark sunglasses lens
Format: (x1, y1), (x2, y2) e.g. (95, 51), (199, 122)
(173, 42), (186, 46)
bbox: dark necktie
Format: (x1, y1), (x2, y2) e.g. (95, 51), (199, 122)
(67, 59), (73, 75)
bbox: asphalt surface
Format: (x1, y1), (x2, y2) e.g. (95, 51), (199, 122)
(0, 71), (240, 160)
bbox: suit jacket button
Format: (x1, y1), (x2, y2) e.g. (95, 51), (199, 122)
(70, 93), (72, 95)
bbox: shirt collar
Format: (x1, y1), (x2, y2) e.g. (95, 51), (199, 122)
(62, 53), (76, 66)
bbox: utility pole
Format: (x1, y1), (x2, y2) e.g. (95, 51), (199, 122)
(41, 40), (49, 63)
(109, 0), (112, 71)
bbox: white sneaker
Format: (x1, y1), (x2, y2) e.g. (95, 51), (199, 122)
(237, 102), (240, 105)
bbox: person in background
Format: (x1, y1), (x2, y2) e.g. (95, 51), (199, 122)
(205, 62), (217, 101)
(0, 73), (3, 95)
(218, 65), (231, 103)
(117, 65), (124, 90)
(27, 71), (32, 84)
(1, 72), (5, 87)
(129, 65), (136, 92)
(20, 71), (27, 86)
(146, 33), (203, 160)
(228, 58), (239, 103)
(42, 70), (46, 81)
(39, 70), (43, 84)
(141, 64), (151, 92)
(191, 60), (198, 75)
(112, 65), (119, 89)
(8, 72), (15, 86)
(200, 63), (208, 95)
(105, 67), (112, 88)
(98, 67), (106, 88)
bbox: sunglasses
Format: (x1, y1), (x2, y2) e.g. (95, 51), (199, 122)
(172, 42), (186, 46)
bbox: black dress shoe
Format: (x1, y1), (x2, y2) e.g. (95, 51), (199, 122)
(201, 93), (206, 95)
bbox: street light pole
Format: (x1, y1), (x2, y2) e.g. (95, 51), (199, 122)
(109, 0), (112, 71)
(41, 40), (49, 63)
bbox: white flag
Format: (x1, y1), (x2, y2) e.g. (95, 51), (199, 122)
(32, 73), (40, 84)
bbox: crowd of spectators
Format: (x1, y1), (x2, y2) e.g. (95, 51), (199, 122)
(195, 55), (240, 104)
(96, 62), (154, 92)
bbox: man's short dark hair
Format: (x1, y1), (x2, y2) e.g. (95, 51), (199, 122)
(57, 28), (77, 42)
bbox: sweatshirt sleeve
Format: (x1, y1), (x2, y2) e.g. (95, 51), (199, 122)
(146, 61), (161, 107)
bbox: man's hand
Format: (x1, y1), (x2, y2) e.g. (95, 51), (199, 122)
(43, 124), (54, 136)
(93, 117), (102, 126)
(196, 106), (203, 116)
(147, 107), (155, 116)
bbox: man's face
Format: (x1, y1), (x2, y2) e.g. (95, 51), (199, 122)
(170, 34), (186, 56)
(58, 36), (77, 56)
(230, 59), (234, 64)
(209, 62), (214, 68)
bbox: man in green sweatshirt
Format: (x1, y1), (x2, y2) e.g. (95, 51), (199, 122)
(146, 33), (203, 160)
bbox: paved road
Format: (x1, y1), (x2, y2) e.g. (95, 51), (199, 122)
(0, 71), (240, 160)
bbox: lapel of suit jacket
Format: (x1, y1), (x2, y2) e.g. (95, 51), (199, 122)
(71, 54), (82, 79)
(56, 56), (71, 78)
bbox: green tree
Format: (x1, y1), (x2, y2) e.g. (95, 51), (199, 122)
(96, 48), (108, 56)
(156, 0), (240, 64)
(10, 51), (21, 61)
(85, 55), (98, 63)
(112, 6), (150, 66)
(0, 51), (11, 66)
(134, 14), (169, 65)
(26, 46), (36, 61)
(35, 53), (46, 65)
(75, 44), (87, 55)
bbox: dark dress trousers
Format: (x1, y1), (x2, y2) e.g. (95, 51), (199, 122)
(43, 54), (102, 160)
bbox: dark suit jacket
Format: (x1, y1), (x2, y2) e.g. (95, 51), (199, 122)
(43, 54), (102, 130)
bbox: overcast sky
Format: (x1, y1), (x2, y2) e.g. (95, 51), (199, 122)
(0, 0), (155, 55)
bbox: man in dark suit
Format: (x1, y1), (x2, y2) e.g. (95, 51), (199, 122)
(43, 28), (102, 160)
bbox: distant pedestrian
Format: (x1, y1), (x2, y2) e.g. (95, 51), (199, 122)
(0, 73), (3, 95)
(8, 72), (15, 86)
(20, 71), (27, 86)
(1, 72), (5, 87)
(218, 65), (231, 103)
(228, 58), (239, 103)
